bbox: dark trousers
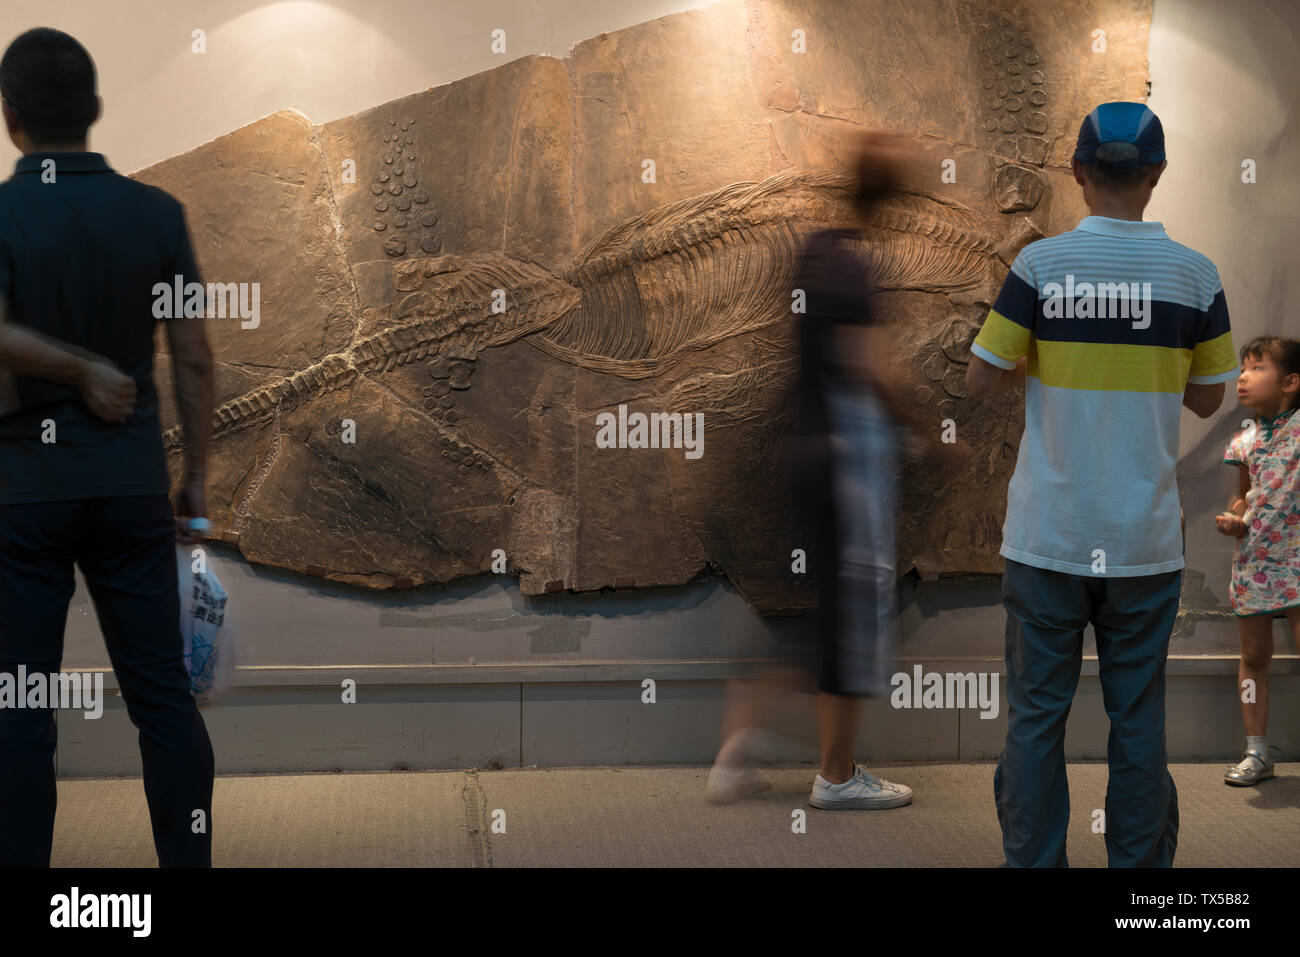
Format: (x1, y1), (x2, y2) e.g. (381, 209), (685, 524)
(0, 494), (213, 867)
(994, 559), (1181, 867)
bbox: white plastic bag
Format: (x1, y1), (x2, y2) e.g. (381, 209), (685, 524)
(176, 544), (233, 706)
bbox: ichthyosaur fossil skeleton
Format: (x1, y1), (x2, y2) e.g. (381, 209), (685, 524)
(135, 0), (1153, 613)
(162, 167), (1006, 451)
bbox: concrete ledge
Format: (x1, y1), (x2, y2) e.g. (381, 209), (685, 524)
(53, 670), (1300, 775)
(68, 653), (1300, 690)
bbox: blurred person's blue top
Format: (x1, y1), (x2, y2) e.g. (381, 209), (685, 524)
(0, 150), (201, 503)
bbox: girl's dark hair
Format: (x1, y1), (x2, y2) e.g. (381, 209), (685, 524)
(1240, 335), (1300, 413)
(0, 27), (98, 145)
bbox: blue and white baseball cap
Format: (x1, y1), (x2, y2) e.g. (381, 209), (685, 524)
(1073, 102), (1165, 170)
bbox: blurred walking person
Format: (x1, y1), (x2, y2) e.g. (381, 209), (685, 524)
(710, 131), (958, 809)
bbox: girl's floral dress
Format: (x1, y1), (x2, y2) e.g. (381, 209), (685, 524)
(1222, 406), (1300, 616)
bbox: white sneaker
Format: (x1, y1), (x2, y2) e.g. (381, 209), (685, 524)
(809, 764), (912, 809)
(706, 726), (788, 804)
(706, 762), (771, 804)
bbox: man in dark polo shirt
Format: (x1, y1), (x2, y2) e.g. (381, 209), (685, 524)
(0, 27), (216, 867)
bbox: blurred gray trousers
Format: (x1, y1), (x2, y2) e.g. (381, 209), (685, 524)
(822, 381), (901, 698)
(995, 558), (1182, 867)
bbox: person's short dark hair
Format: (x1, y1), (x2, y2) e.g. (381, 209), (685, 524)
(1080, 141), (1155, 191)
(0, 27), (98, 145)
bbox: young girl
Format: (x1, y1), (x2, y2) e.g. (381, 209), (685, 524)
(1215, 335), (1300, 785)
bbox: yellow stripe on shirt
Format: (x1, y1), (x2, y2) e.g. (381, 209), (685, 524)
(1189, 330), (1236, 379)
(1033, 340), (1194, 392)
(971, 309), (1031, 366)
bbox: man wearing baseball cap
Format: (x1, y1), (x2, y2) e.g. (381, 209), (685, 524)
(966, 102), (1239, 866)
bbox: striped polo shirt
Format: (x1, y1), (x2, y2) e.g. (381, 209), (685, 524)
(971, 215), (1238, 576)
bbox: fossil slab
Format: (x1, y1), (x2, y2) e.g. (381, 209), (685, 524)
(135, 0), (1153, 614)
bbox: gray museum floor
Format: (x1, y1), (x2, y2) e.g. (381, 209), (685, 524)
(50, 761), (1300, 867)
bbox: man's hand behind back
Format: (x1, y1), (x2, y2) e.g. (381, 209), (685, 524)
(78, 355), (136, 422)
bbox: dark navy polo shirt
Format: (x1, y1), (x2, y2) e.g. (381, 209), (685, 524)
(0, 151), (202, 503)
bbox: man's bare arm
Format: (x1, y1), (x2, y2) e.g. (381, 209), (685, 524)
(1182, 380), (1226, 418)
(965, 353), (1027, 399)
(0, 296), (137, 421)
(0, 297), (93, 388)
(163, 314), (215, 483)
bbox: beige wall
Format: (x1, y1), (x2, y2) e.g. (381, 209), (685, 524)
(1151, 0), (1300, 427)
(1146, 0), (1298, 575)
(0, 0), (703, 174)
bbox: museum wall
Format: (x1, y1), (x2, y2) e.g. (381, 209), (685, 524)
(0, 0), (1293, 682)
(1146, 0), (1300, 613)
(0, 0), (701, 176)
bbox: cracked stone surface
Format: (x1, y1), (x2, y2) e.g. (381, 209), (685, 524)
(134, 0), (1153, 613)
